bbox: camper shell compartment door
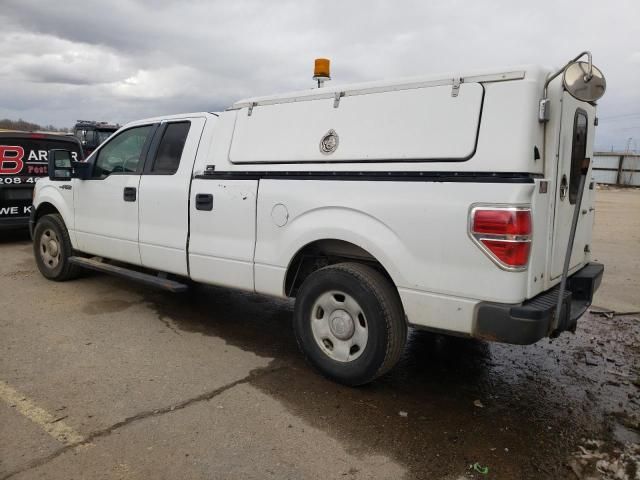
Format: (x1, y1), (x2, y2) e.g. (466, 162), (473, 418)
(550, 93), (596, 280)
(228, 82), (484, 164)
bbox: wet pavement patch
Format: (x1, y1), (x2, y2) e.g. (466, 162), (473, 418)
(81, 299), (138, 315)
(137, 282), (639, 479)
(3, 234), (638, 478)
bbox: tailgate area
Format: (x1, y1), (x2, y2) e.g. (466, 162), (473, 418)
(474, 262), (603, 344)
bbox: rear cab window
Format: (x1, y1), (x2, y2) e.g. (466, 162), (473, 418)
(149, 122), (191, 175)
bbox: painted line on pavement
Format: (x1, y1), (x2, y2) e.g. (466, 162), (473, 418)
(0, 380), (84, 445)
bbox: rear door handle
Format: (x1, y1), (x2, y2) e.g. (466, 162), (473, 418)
(195, 193), (213, 211)
(123, 187), (137, 202)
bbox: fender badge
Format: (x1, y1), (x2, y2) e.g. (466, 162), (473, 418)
(319, 129), (339, 155)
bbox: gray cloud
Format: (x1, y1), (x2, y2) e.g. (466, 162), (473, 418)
(0, 0), (638, 150)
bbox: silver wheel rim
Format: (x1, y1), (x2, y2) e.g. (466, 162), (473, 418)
(39, 228), (61, 269)
(310, 290), (368, 363)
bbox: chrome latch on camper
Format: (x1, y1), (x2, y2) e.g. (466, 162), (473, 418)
(333, 92), (345, 108)
(539, 99), (551, 122)
(247, 102), (258, 116)
(451, 78), (462, 97)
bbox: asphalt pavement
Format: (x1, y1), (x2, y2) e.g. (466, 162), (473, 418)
(1, 189), (638, 479)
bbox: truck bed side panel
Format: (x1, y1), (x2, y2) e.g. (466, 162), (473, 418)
(254, 179), (535, 309)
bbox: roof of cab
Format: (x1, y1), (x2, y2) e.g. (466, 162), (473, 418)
(231, 64), (550, 109)
(123, 112), (219, 129)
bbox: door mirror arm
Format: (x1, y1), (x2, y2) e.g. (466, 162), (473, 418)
(73, 161), (93, 180)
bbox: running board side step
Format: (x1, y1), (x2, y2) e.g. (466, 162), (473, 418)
(69, 257), (189, 293)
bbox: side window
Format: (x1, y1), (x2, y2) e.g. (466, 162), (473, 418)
(569, 111), (588, 204)
(94, 125), (152, 177)
(150, 122), (190, 174)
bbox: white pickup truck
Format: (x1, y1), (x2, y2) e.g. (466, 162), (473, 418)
(31, 53), (605, 385)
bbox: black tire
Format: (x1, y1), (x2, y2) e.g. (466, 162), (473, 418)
(293, 262), (407, 386)
(33, 213), (80, 281)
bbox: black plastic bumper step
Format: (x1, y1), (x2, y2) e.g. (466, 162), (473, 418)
(69, 257), (188, 293)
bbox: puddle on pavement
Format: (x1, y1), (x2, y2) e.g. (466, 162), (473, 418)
(82, 299), (138, 315)
(140, 283), (639, 479)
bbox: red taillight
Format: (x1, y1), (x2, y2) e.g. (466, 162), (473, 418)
(472, 209), (531, 236)
(479, 240), (531, 267)
(470, 206), (532, 270)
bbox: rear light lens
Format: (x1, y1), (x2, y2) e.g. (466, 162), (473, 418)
(478, 240), (531, 267)
(472, 209), (531, 236)
(469, 206), (532, 270)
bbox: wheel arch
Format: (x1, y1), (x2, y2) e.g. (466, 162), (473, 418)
(33, 184), (76, 247)
(34, 201), (60, 222)
(284, 238), (398, 298)
(34, 184), (74, 227)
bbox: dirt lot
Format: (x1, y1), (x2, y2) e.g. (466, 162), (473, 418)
(0, 189), (638, 480)
(591, 187), (640, 313)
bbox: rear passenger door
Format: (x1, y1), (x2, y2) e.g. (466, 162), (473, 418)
(138, 118), (205, 275)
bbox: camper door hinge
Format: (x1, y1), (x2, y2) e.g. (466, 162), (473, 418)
(334, 91), (345, 108)
(247, 102), (258, 116)
(451, 78), (462, 97)
(538, 98), (551, 122)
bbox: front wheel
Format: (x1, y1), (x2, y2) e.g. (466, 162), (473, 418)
(293, 262), (407, 386)
(33, 214), (80, 281)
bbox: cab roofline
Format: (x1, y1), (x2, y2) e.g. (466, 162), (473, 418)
(122, 112), (218, 129)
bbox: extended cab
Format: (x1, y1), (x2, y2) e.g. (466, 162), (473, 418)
(31, 54), (605, 385)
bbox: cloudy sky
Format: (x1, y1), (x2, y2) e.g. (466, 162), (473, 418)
(1, 0), (638, 150)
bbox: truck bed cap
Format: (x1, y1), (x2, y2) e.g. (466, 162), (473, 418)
(231, 64), (549, 109)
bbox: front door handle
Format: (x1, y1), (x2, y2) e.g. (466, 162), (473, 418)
(123, 187), (137, 202)
(195, 193), (213, 211)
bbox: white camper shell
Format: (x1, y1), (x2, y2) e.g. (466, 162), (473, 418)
(31, 60), (604, 385)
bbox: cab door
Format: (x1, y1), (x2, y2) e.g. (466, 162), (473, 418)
(550, 93), (596, 279)
(138, 117), (205, 275)
(73, 124), (157, 265)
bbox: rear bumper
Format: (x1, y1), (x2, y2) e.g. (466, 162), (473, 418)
(473, 262), (604, 345)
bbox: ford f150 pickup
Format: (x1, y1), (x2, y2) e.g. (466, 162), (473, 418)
(31, 53), (605, 385)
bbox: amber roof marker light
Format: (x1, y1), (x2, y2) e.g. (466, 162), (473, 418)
(313, 58), (331, 88)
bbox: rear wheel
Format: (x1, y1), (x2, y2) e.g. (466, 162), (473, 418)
(293, 262), (407, 386)
(33, 214), (80, 281)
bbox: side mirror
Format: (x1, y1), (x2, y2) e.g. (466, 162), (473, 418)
(48, 149), (73, 181)
(563, 61), (606, 102)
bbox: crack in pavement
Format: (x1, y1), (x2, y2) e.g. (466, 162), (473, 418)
(1, 366), (284, 480)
